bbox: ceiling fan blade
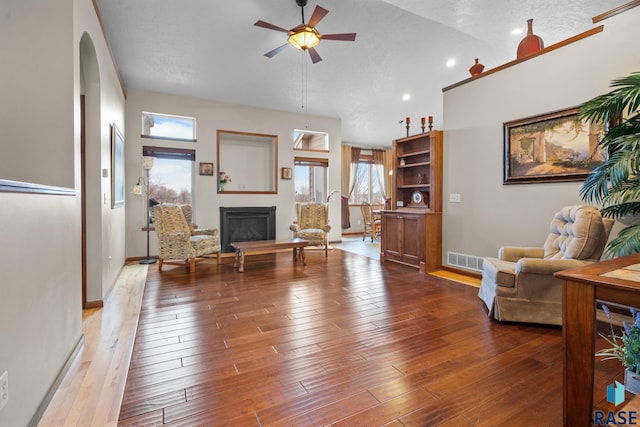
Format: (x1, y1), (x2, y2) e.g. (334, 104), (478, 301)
(308, 47), (322, 64)
(308, 5), (329, 27)
(254, 20), (289, 33)
(321, 33), (357, 42)
(264, 43), (290, 58)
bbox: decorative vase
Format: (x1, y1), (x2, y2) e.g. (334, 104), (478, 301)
(469, 58), (484, 76)
(517, 19), (544, 59)
(626, 368), (640, 395)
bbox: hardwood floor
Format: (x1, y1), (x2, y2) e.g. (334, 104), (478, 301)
(38, 262), (148, 427)
(117, 250), (565, 426)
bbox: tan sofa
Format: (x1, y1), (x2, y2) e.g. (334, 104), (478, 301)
(478, 205), (614, 326)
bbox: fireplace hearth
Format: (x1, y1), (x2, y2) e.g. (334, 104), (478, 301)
(220, 206), (276, 253)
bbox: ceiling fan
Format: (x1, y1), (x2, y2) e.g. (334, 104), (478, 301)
(254, 0), (356, 64)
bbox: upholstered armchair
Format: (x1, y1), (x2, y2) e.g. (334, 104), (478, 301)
(151, 204), (220, 272)
(290, 202), (331, 257)
(478, 205), (614, 326)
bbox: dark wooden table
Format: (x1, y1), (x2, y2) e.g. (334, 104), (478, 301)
(230, 238), (309, 272)
(556, 254), (640, 426)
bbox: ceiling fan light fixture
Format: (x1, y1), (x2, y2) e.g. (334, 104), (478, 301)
(288, 25), (320, 50)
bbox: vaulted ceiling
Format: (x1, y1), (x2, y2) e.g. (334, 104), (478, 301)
(96, 0), (626, 146)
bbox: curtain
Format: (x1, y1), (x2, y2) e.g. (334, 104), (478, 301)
(341, 145), (352, 229)
(340, 145), (363, 229)
(384, 148), (393, 209)
(372, 149), (386, 208)
(348, 147), (362, 198)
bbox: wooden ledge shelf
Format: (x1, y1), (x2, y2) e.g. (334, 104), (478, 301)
(443, 25), (604, 92)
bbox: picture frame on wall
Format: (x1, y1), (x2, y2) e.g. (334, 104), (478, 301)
(199, 162), (214, 176)
(281, 167), (292, 180)
(503, 107), (606, 184)
(111, 123), (125, 208)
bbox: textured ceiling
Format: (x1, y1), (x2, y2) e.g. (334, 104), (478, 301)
(96, 0), (626, 146)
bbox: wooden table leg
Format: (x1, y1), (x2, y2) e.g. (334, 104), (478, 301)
(238, 251), (245, 273)
(293, 247), (298, 261)
(300, 247), (306, 266)
(563, 279), (596, 426)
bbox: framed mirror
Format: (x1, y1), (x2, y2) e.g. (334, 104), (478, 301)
(216, 130), (278, 194)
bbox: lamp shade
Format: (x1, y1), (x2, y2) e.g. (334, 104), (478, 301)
(288, 25), (320, 50)
(132, 177), (144, 195)
(142, 156), (154, 171)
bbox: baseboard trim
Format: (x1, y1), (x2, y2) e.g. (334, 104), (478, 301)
(84, 299), (104, 309)
(28, 334), (85, 427)
(442, 265), (482, 279)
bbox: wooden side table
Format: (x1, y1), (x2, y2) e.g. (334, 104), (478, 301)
(556, 254), (640, 426)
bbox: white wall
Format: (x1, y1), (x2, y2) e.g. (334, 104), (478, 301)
(124, 89), (343, 259)
(0, 0), (125, 425)
(442, 7), (640, 266)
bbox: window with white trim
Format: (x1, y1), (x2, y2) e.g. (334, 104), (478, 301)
(294, 157), (328, 203)
(142, 146), (195, 206)
(141, 112), (196, 141)
(348, 154), (385, 205)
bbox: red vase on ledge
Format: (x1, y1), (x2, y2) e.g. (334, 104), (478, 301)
(517, 18), (544, 59)
(469, 58), (485, 76)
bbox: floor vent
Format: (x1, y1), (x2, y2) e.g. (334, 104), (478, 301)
(447, 252), (484, 272)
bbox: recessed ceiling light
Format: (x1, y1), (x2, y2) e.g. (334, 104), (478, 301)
(446, 58), (456, 68)
(402, 94), (411, 101)
(512, 28), (523, 35)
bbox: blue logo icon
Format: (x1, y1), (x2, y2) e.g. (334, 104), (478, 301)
(608, 381), (626, 406)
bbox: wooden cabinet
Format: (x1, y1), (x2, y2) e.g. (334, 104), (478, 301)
(380, 210), (442, 273)
(392, 130), (443, 212)
(381, 130), (443, 273)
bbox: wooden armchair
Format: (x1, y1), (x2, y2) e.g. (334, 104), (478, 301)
(360, 202), (381, 242)
(151, 204), (220, 272)
(290, 202), (331, 257)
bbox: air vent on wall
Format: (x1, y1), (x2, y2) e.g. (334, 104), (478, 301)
(447, 251), (484, 272)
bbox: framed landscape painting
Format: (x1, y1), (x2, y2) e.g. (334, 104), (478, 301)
(503, 107), (606, 184)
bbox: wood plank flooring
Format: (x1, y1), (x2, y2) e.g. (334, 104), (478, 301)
(117, 250), (565, 426)
(38, 262), (148, 427)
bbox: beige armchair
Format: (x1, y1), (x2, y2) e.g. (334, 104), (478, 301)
(151, 204), (220, 272)
(478, 205), (614, 326)
(290, 202), (331, 257)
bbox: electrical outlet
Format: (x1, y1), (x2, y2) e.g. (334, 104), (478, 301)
(0, 370), (8, 412)
(449, 193), (461, 203)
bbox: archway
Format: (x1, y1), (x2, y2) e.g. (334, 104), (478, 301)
(79, 33), (103, 307)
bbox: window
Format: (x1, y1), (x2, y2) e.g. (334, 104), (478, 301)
(142, 146), (195, 206)
(349, 155), (385, 205)
(141, 112), (196, 141)
(294, 157), (328, 203)
(293, 129), (329, 151)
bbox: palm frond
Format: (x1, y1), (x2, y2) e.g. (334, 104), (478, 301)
(605, 224), (640, 258)
(579, 72), (640, 125)
(580, 72), (640, 257)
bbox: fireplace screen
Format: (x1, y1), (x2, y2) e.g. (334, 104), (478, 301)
(219, 206), (276, 252)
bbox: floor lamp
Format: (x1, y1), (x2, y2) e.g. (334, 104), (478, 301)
(132, 156), (157, 264)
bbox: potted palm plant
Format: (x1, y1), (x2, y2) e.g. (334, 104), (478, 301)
(598, 304), (640, 394)
(579, 72), (640, 257)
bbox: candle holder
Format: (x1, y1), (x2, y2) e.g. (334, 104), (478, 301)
(406, 123), (410, 137)
(428, 116), (433, 131)
(421, 123), (426, 133)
